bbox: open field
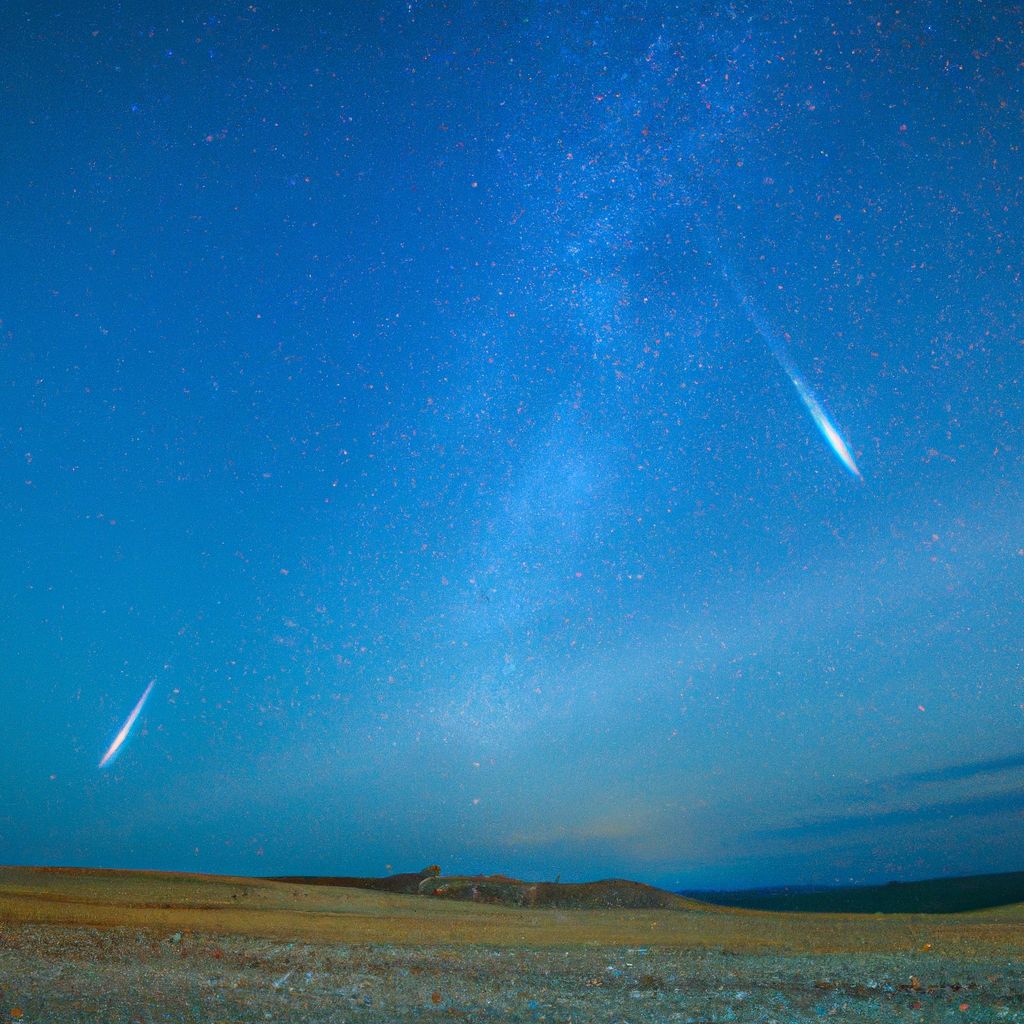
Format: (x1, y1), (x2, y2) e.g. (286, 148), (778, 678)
(2, 867), (1023, 1022)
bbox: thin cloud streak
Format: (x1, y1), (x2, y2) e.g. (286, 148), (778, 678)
(755, 790), (1024, 841)
(893, 752), (1024, 786)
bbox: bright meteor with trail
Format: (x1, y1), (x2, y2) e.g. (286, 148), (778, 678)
(783, 362), (863, 480)
(98, 679), (155, 769)
(739, 291), (863, 480)
(707, 231), (863, 480)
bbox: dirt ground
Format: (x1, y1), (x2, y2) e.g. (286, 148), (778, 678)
(1, 867), (1022, 1022)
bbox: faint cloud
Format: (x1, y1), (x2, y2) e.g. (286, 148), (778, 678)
(893, 752), (1024, 786)
(748, 750), (1024, 843)
(754, 789), (1024, 841)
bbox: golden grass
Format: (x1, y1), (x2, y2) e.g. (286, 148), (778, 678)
(1, 866), (1021, 957)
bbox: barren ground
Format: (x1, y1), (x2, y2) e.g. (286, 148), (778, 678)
(1, 867), (1022, 1022)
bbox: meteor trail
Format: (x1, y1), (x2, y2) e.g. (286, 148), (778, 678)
(783, 360), (862, 479)
(700, 221), (863, 480)
(739, 291), (863, 480)
(98, 679), (155, 768)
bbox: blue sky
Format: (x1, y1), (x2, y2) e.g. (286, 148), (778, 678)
(1, 0), (1021, 889)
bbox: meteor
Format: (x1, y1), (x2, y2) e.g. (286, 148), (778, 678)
(784, 363), (862, 479)
(703, 227), (863, 481)
(739, 293), (863, 480)
(98, 679), (155, 768)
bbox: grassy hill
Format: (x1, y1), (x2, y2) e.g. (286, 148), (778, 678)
(267, 868), (707, 910)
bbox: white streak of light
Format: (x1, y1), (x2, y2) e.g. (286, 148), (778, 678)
(788, 372), (863, 480)
(98, 679), (156, 768)
(711, 238), (864, 481)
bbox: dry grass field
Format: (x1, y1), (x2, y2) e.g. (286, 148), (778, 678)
(1, 865), (1022, 955)
(2, 867), (1023, 1022)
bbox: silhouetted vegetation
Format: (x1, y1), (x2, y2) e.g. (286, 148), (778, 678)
(265, 865), (440, 895)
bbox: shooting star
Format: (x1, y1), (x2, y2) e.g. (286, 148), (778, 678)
(700, 221), (863, 480)
(98, 679), (155, 768)
(738, 292), (863, 480)
(783, 361), (862, 479)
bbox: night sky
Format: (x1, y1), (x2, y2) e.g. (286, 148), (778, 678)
(2, 1), (1022, 891)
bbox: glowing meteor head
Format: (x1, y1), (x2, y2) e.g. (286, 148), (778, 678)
(790, 375), (862, 480)
(812, 408), (863, 479)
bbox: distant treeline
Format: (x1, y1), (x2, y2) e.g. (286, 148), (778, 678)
(682, 870), (1024, 914)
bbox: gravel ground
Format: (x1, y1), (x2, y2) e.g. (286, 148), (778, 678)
(1, 923), (1022, 1023)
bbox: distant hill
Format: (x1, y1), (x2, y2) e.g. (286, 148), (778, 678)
(682, 870), (1024, 914)
(419, 874), (706, 910)
(265, 867), (706, 910)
